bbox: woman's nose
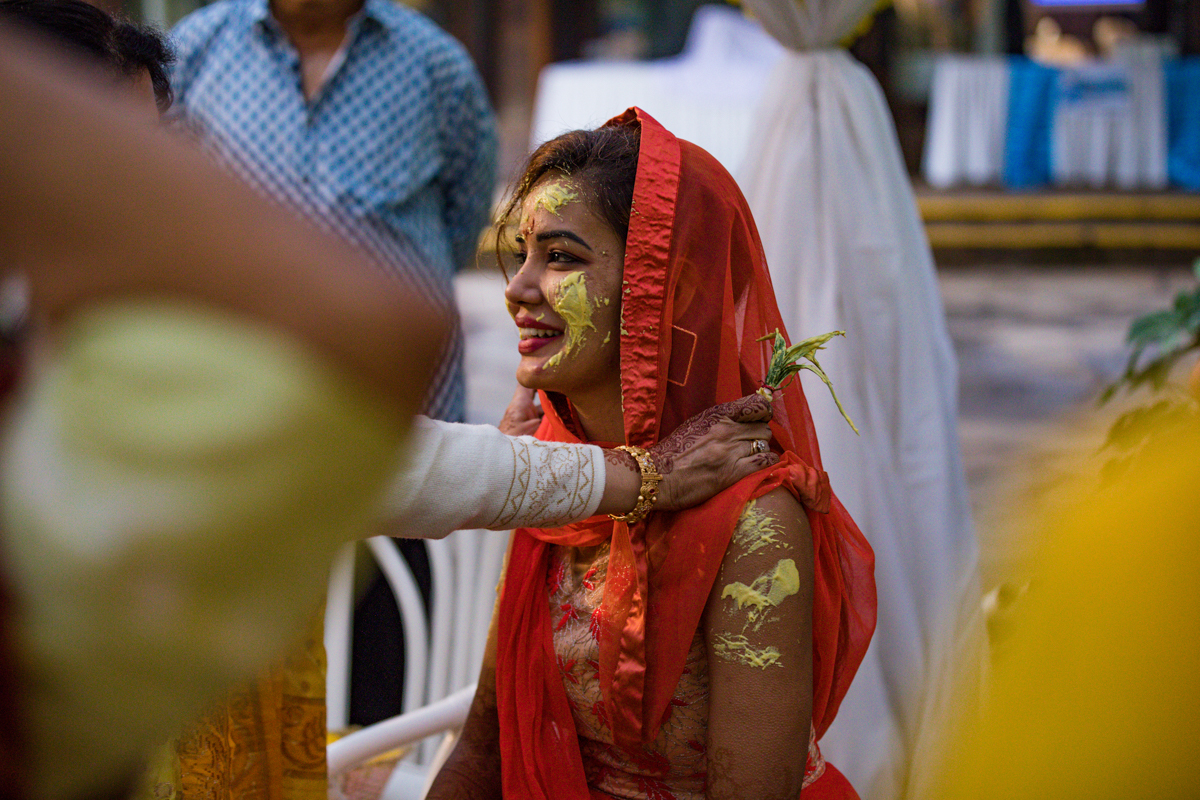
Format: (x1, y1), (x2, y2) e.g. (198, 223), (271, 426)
(504, 263), (542, 306)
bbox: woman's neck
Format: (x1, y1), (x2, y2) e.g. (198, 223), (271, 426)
(564, 382), (626, 444)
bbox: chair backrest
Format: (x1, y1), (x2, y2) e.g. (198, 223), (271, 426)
(325, 532), (507, 765)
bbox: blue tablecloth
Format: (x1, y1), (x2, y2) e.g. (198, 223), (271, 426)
(1166, 59), (1200, 190)
(1004, 59), (1058, 189)
(1004, 56), (1200, 190)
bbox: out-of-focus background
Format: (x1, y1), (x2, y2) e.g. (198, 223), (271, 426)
(105, 0), (1199, 583)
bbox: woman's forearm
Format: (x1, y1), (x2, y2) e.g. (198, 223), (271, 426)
(424, 678), (503, 800)
(426, 602), (504, 800)
(595, 447), (641, 516)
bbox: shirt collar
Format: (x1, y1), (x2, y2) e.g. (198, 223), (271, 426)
(247, 0), (271, 26)
(357, 0), (389, 26)
(250, 0), (387, 35)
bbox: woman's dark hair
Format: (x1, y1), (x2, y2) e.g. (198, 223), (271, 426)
(495, 124), (641, 271)
(111, 17), (174, 111)
(0, 0), (174, 111)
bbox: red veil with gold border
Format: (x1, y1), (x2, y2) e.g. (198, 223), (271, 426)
(495, 108), (876, 800)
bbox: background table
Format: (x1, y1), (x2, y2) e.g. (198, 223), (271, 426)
(923, 49), (1197, 190)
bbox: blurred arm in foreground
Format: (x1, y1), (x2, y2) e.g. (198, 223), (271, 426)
(0, 28), (448, 800)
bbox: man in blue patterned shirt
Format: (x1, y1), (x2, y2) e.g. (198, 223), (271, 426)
(169, 0), (497, 424)
(168, 0), (496, 727)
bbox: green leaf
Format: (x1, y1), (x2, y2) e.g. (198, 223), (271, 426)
(1104, 400), (1174, 451)
(1098, 261), (1200, 413)
(1131, 356), (1175, 392)
(1185, 308), (1200, 335)
(758, 328), (859, 434)
(1098, 382), (1119, 406)
(1127, 310), (1184, 347)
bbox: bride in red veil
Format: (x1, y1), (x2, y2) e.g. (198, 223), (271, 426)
(427, 108), (875, 800)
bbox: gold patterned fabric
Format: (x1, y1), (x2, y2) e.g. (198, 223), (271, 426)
(548, 539), (824, 800)
(147, 616), (327, 800)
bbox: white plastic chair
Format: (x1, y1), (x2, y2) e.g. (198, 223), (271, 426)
(325, 532), (508, 800)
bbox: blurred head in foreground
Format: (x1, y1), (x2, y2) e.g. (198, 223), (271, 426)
(935, 410), (1200, 798)
(0, 0), (173, 114)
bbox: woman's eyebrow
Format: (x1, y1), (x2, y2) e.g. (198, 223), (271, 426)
(536, 230), (592, 251)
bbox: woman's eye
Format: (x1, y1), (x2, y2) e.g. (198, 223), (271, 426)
(547, 250), (578, 265)
(514, 251), (528, 265)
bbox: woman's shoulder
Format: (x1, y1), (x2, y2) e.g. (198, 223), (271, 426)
(726, 487), (813, 563)
(705, 486), (815, 632)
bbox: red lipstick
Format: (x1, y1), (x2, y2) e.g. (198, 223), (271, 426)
(515, 314), (563, 355)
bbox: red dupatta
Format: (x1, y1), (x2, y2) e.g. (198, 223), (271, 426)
(495, 108), (876, 799)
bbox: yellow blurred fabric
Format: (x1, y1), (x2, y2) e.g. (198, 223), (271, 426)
(1, 301), (406, 800)
(935, 417), (1200, 799)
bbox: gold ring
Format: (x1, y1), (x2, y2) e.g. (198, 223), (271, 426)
(750, 439), (769, 456)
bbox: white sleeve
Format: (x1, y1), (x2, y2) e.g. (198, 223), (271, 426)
(385, 416), (606, 537)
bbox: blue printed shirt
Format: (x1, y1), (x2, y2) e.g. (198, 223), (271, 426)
(169, 0), (497, 421)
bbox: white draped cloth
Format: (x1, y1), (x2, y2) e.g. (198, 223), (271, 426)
(922, 45), (1169, 189)
(923, 55), (1010, 188)
(737, 3), (987, 800)
(530, 5), (784, 175)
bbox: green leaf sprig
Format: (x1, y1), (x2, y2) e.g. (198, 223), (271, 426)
(1096, 259), (1200, 475)
(757, 328), (859, 435)
(1100, 258), (1200, 405)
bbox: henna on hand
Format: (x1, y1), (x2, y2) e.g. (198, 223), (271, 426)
(602, 446), (637, 473)
(648, 392), (779, 511)
(651, 392), (774, 473)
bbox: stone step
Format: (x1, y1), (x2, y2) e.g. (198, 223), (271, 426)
(925, 220), (1200, 249)
(915, 191), (1200, 249)
(916, 191), (1200, 222)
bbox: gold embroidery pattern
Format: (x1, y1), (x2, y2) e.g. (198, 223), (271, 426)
(490, 439), (597, 529)
(154, 616), (328, 800)
(550, 546), (708, 800)
(564, 444), (595, 522)
(487, 437), (530, 529)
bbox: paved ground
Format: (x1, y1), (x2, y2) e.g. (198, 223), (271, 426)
(456, 259), (1196, 587)
(941, 260), (1195, 584)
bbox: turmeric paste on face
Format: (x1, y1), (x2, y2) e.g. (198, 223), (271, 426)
(545, 271), (596, 369)
(532, 182), (578, 217)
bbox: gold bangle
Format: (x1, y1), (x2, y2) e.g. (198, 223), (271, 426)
(608, 445), (663, 524)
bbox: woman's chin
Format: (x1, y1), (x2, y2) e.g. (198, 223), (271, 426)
(515, 360), (555, 392)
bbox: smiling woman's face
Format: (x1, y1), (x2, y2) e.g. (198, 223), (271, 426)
(504, 173), (626, 406)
